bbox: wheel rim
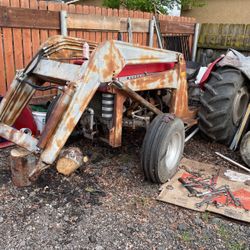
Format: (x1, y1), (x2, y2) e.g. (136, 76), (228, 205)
(233, 86), (249, 126)
(165, 132), (182, 171)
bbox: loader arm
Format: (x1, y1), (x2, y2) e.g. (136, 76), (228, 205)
(0, 35), (195, 179)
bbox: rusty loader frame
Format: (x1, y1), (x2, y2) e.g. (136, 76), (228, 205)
(0, 36), (196, 183)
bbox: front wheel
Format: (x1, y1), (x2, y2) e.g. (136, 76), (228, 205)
(141, 114), (185, 184)
(240, 131), (250, 167)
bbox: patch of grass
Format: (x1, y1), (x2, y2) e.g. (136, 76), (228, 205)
(217, 224), (229, 240)
(201, 212), (210, 222)
(181, 231), (191, 243)
(140, 197), (150, 206)
(228, 241), (246, 250)
(133, 196), (150, 207)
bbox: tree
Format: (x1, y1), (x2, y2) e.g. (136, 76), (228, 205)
(102, 0), (205, 14)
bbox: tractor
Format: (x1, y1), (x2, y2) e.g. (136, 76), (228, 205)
(0, 35), (198, 185)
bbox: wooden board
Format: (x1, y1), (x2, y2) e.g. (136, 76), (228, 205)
(10, 0), (23, 71)
(67, 13), (120, 31)
(20, 0), (32, 67)
(120, 17), (150, 33)
(2, 27), (15, 88)
(0, 27), (6, 93)
(160, 20), (195, 34)
(0, 6), (60, 29)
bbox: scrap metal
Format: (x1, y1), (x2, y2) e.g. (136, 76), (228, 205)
(178, 174), (248, 210)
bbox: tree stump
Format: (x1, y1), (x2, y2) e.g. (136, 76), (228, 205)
(10, 147), (37, 187)
(56, 147), (87, 176)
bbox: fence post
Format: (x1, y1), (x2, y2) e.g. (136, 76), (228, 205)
(60, 10), (68, 36)
(127, 18), (133, 43)
(192, 23), (200, 61)
(148, 18), (155, 47)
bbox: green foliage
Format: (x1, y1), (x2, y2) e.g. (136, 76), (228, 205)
(103, 0), (120, 9)
(217, 224), (229, 240)
(228, 241), (246, 250)
(181, 0), (206, 10)
(102, 0), (206, 14)
(181, 231), (191, 242)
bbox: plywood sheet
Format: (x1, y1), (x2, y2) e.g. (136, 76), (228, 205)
(158, 158), (250, 223)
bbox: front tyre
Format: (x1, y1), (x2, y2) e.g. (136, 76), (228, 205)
(141, 114), (185, 184)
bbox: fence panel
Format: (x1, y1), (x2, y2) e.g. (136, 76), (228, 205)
(197, 23), (250, 65)
(0, 0), (196, 99)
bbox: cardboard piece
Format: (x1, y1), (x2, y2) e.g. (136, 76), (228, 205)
(157, 158), (250, 223)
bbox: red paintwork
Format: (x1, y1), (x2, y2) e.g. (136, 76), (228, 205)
(117, 63), (175, 77)
(213, 188), (250, 210)
(73, 60), (176, 76)
(14, 106), (37, 135)
(0, 141), (14, 149)
(0, 100), (37, 147)
(73, 60), (85, 65)
(200, 56), (224, 89)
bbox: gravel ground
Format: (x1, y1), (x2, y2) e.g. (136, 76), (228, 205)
(0, 129), (249, 250)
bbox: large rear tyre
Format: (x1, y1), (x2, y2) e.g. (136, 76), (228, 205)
(199, 67), (249, 145)
(141, 114), (185, 184)
(240, 131), (250, 167)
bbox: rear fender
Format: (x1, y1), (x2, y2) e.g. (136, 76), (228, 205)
(199, 55), (224, 89)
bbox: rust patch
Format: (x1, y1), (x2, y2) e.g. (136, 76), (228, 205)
(170, 57), (197, 120)
(122, 70), (176, 91)
(108, 92), (126, 147)
(66, 117), (76, 131)
(139, 54), (158, 60)
(102, 44), (115, 80)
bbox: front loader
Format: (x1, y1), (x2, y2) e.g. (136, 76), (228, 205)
(0, 35), (197, 185)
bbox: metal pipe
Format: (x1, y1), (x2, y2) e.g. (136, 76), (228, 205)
(60, 11), (68, 36)
(185, 127), (199, 142)
(38, 83), (75, 149)
(87, 107), (94, 131)
(112, 80), (163, 115)
(149, 19), (155, 47)
(192, 23), (200, 62)
(215, 152), (250, 173)
(153, 16), (163, 49)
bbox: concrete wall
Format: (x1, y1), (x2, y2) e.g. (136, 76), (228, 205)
(182, 0), (250, 24)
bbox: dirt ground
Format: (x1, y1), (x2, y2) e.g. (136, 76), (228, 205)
(0, 129), (249, 250)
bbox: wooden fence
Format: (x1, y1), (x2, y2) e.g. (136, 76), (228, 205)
(0, 0), (196, 100)
(197, 23), (250, 65)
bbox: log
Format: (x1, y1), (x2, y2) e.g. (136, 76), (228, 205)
(10, 147), (37, 187)
(56, 147), (88, 176)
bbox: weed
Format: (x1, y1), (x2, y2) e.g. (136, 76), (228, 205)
(228, 241), (246, 250)
(182, 231), (191, 242)
(217, 224), (229, 240)
(201, 212), (210, 222)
